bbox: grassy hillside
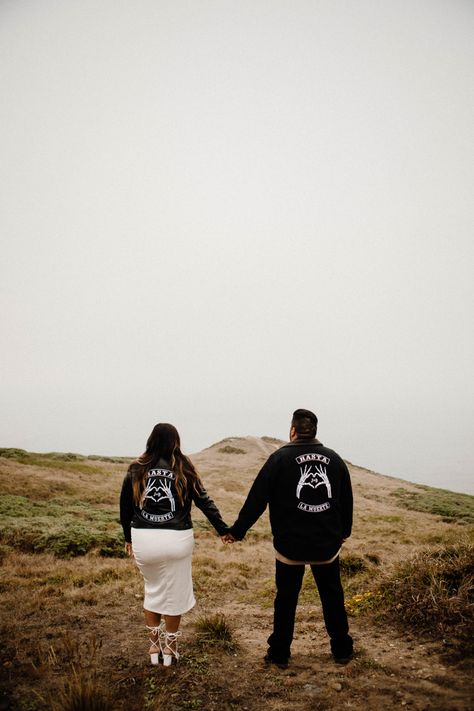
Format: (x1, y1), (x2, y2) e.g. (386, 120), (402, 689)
(0, 439), (472, 711)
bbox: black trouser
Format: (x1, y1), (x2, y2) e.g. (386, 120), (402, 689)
(267, 557), (353, 660)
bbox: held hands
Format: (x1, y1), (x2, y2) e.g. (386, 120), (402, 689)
(221, 532), (237, 544)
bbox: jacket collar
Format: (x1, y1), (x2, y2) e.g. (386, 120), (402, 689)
(280, 438), (323, 448)
(156, 457), (171, 468)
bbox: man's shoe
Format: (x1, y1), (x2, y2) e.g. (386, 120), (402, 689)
(333, 651), (354, 665)
(264, 653), (289, 669)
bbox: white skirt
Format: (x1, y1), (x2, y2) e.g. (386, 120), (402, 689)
(131, 528), (196, 615)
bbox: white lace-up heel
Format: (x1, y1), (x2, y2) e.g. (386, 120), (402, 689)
(160, 630), (181, 666)
(146, 623), (165, 665)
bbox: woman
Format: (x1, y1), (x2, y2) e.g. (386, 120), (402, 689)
(120, 423), (229, 666)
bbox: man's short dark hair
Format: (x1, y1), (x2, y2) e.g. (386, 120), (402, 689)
(291, 408), (318, 439)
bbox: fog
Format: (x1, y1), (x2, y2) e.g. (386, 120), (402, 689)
(1, 1), (473, 494)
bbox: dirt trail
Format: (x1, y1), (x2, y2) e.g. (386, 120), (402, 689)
(245, 436), (280, 458)
(94, 528), (473, 711)
(218, 603), (470, 711)
(101, 592), (472, 711)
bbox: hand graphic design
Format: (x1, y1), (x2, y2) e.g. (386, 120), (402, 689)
(143, 478), (176, 512)
(296, 464), (332, 500)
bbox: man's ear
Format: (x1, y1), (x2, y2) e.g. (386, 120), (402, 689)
(290, 425), (296, 440)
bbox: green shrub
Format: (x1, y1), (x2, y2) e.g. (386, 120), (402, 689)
(390, 486), (474, 524)
(373, 543), (474, 653)
(0, 448), (106, 474)
(0, 495), (124, 558)
(365, 553), (381, 566)
(193, 613), (236, 652)
(0, 448), (30, 459)
(345, 590), (382, 617)
(218, 445), (246, 455)
(340, 553), (368, 576)
(88, 454), (131, 463)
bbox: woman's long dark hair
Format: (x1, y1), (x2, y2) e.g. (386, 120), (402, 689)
(130, 423), (202, 506)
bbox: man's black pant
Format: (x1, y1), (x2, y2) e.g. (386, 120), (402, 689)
(267, 557), (353, 661)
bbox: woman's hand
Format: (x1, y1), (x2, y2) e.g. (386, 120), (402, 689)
(221, 533), (236, 544)
(124, 542), (133, 556)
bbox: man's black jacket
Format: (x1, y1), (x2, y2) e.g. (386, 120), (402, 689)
(230, 438), (353, 561)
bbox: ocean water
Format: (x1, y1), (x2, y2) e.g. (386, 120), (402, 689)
(360, 459), (473, 496)
(393, 469), (473, 496)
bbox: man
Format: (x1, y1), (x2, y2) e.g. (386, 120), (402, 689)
(227, 408), (353, 667)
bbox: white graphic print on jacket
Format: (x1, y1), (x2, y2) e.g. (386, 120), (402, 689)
(295, 453), (332, 513)
(140, 469), (176, 523)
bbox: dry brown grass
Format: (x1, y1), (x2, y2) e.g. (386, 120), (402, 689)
(193, 613), (236, 652)
(1, 442), (473, 711)
(51, 671), (115, 711)
(372, 542), (474, 656)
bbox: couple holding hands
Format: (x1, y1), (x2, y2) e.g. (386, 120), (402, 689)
(119, 409), (353, 669)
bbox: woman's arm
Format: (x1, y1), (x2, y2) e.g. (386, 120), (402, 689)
(119, 471), (134, 544)
(192, 483), (229, 536)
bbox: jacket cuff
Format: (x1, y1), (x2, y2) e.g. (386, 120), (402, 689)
(229, 524), (245, 540)
(214, 523), (230, 536)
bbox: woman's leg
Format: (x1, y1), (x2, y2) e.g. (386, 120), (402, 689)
(144, 609), (162, 655)
(164, 614), (181, 633)
(143, 610), (182, 661)
(144, 609), (162, 627)
(162, 615), (181, 660)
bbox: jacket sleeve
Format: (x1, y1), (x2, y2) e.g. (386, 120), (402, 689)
(192, 483), (229, 536)
(229, 455), (275, 540)
(119, 471), (134, 543)
(340, 460), (353, 540)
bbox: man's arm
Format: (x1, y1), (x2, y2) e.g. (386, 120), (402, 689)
(229, 456), (275, 540)
(340, 460), (353, 540)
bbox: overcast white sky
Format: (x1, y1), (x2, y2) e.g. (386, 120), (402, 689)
(1, 0), (473, 494)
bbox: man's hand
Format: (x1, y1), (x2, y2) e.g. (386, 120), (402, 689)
(221, 533), (237, 544)
(124, 542), (133, 556)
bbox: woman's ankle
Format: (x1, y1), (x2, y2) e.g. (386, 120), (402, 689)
(161, 630), (181, 662)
